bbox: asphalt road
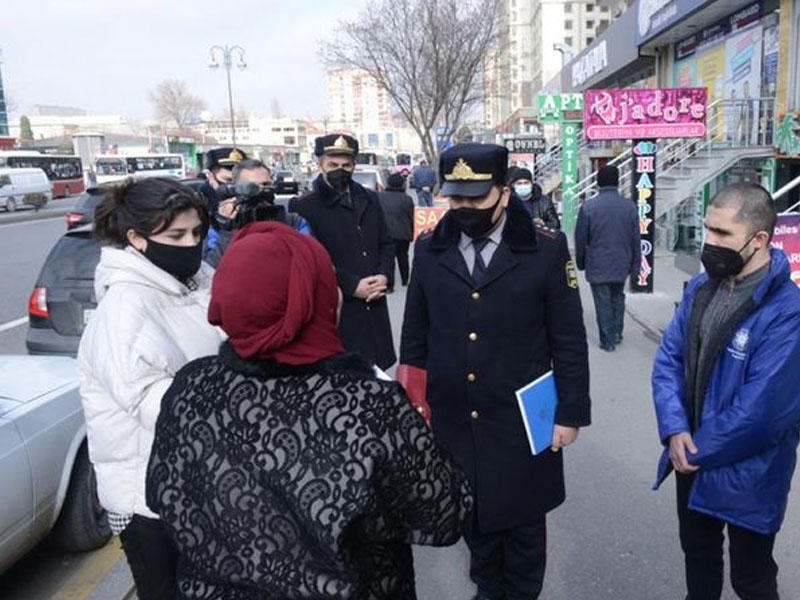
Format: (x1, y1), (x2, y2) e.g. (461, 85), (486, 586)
(2, 217), (800, 598)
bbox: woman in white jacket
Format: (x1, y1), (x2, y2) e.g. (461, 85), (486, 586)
(78, 177), (224, 600)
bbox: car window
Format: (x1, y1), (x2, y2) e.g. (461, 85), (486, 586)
(38, 232), (101, 285)
(352, 172), (378, 189)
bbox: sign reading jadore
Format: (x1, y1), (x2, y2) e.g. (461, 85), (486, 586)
(583, 88), (708, 141)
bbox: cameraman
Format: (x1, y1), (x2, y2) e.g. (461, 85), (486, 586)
(204, 159), (309, 268)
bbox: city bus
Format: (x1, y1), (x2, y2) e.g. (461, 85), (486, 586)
(94, 154), (186, 184)
(0, 151), (84, 197)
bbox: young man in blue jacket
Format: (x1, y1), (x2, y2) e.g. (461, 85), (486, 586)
(652, 182), (800, 599)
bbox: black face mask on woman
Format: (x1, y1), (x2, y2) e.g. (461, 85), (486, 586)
(144, 239), (203, 281)
(700, 234), (757, 279)
(449, 193), (503, 239)
(325, 168), (352, 193)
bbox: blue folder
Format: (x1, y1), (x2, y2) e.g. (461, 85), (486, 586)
(515, 370), (558, 456)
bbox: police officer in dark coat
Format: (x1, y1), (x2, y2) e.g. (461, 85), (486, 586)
(399, 143), (591, 600)
(197, 147), (247, 215)
(289, 134), (396, 370)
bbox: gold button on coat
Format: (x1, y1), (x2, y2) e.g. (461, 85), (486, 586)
(471, 410), (480, 419)
(471, 292), (480, 300)
(467, 373), (476, 382)
(469, 332), (478, 342)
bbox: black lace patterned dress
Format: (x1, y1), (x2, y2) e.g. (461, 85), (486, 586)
(146, 345), (472, 599)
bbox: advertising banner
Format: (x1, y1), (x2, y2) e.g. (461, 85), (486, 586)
(772, 214), (800, 287)
(561, 123), (581, 236)
(537, 93), (584, 123)
(584, 88), (707, 141)
(413, 207), (448, 240)
(630, 140), (657, 293)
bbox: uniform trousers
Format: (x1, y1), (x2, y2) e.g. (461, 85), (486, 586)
(119, 514), (179, 600)
(464, 514), (547, 600)
(676, 473), (779, 600)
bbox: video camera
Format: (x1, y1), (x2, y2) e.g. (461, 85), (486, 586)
(215, 181), (286, 230)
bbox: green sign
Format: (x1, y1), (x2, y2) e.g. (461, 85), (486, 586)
(537, 93), (584, 123)
(775, 113), (800, 156)
(561, 123), (581, 235)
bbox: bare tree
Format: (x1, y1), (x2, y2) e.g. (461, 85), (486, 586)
(323, 0), (502, 165)
(149, 79), (206, 130)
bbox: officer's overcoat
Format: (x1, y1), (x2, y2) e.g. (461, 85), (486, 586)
(291, 176), (396, 369)
(400, 198), (591, 531)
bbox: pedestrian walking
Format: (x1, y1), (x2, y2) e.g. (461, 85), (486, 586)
(399, 143), (591, 600)
(289, 134), (396, 369)
(653, 182), (800, 600)
(77, 178), (224, 600)
(146, 221), (472, 600)
(410, 158), (436, 207)
(509, 168), (560, 230)
(378, 172), (414, 290)
(574, 165), (640, 351)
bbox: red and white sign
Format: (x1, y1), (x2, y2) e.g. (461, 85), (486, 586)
(413, 207), (448, 240)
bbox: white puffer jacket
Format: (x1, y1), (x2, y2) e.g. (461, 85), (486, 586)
(78, 246), (223, 518)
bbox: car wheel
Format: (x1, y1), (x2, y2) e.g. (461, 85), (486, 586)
(52, 444), (111, 552)
(6, 198), (16, 212)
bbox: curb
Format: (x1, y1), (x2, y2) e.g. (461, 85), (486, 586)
(0, 202), (76, 226)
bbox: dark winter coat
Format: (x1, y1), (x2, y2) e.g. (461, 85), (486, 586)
(400, 197), (591, 532)
(574, 186), (640, 284)
(377, 190), (414, 241)
(290, 177), (397, 369)
(515, 189), (561, 230)
(147, 346), (472, 599)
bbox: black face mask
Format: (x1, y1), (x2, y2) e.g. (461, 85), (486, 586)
(143, 239), (203, 282)
(700, 234), (757, 279)
(450, 194), (503, 239)
(325, 168), (352, 192)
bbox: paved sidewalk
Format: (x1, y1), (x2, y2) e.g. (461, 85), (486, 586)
(624, 250), (695, 341)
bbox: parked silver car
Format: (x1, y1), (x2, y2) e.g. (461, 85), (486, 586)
(0, 355), (110, 574)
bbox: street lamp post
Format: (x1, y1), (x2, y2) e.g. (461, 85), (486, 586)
(208, 44), (247, 147)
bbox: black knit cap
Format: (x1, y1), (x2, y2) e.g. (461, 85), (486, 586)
(597, 165), (619, 187)
(509, 168), (533, 184)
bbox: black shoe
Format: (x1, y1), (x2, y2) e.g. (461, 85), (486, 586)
(615, 334), (623, 344)
(600, 343), (616, 352)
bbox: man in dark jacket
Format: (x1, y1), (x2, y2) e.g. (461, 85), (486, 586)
(509, 168), (560, 230)
(399, 143), (591, 600)
(378, 173), (414, 290)
(289, 134), (396, 369)
(653, 183), (800, 599)
(410, 159), (436, 207)
(574, 165), (640, 351)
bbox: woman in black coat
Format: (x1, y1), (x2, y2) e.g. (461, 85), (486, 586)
(146, 222), (472, 600)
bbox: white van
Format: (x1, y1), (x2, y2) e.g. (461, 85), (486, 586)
(0, 168), (53, 212)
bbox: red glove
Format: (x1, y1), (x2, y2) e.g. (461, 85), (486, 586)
(395, 364), (431, 424)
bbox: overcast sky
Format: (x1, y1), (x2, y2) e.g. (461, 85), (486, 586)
(1, 0), (368, 122)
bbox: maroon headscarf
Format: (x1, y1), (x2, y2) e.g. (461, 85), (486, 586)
(208, 221), (345, 365)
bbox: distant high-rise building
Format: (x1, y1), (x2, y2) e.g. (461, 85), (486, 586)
(326, 67), (395, 134)
(0, 57), (9, 137)
(29, 105), (87, 117)
(484, 0), (628, 131)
